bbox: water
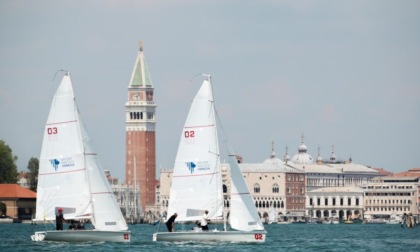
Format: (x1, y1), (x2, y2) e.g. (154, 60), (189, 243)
(1, 223), (419, 252)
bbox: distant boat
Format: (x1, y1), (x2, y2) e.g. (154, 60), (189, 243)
(385, 214), (402, 224)
(365, 219), (386, 224)
(31, 72), (130, 242)
(153, 75), (266, 242)
(267, 205), (277, 224)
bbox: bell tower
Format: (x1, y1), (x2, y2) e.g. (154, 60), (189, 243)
(125, 41), (156, 214)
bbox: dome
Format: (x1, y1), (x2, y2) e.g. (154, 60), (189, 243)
(290, 152), (314, 164)
(264, 157), (284, 166)
(291, 134), (314, 164)
(264, 141), (284, 165)
(316, 155), (323, 162)
(298, 143), (308, 152)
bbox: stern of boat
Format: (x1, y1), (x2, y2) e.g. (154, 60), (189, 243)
(31, 231), (46, 242)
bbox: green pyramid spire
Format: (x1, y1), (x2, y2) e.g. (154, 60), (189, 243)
(129, 41), (153, 87)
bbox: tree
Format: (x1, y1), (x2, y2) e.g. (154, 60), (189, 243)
(0, 140), (18, 183)
(27, 157), (39, 192)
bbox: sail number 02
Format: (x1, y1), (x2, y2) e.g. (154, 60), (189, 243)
(47, 127), (58, 135)
(254, 233), (263, 240)
(184, 130), (195, 138)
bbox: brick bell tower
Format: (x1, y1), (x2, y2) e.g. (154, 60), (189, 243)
(125, 41), (156, 214)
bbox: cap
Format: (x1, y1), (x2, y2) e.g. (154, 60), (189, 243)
(58, 208), (63, 212)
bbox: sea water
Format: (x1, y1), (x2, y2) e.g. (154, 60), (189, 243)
(1, 223), (419, 252)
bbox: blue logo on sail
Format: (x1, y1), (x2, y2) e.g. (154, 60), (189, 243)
(50, 159), (60, 171)
(186, 162), (196, 174)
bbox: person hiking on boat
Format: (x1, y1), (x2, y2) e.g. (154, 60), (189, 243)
(200, 210), (210, 231)
(68, 220), (76, 230)
(76, 221), (85, 229)
(166, 213), (177, 232)
(56, 208), (65, 231)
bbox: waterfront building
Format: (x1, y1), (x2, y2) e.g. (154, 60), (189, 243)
(284, 135), (386, 220)
(285, 135), (381, 191)
(125, 41), (157, 215)
(361, 175), (420, 220)
(306, 186), (364, 221)
(158, 136), (389, 223)
(0, 184), (36, 220)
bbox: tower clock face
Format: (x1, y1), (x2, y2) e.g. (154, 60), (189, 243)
(131, 92), (141, 101)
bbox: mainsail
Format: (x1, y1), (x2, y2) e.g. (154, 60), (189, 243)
(167, 77), (224, 222)
(34, 73), (127, 232)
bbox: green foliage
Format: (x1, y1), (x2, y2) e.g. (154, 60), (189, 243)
(27, 157), (39, 192)
(0, 140), (18, 183)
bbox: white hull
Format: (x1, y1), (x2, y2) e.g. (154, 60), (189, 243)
(31, 230), (131, 242)
(385, 221), (401, 224)
(153, 230), (266, 243)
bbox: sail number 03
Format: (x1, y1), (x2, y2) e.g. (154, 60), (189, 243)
(184, 130), (195, 138)
(47, 127), (58, 135)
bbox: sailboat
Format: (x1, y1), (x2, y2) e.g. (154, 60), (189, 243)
(267, 204), (276, 224)
(153, 75), (266, 242)
(31, 72), (130, 242)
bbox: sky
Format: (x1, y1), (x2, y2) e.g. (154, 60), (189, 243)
(1, 0), (419, 182)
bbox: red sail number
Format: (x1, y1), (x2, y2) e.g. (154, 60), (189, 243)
(47, 127), (58, 135)
(123, 233), (129, 240)
(184, 130), (195, 138)
(254, 233), (263, 240)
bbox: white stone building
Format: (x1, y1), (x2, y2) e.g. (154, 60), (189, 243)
(306, 186), (364, 221)
(361, 176), (420, 220)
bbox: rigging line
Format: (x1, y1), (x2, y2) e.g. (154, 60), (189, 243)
(214, 107), (236, 157)
(190, 73), (211, 82)
(52, 69), (68, 81)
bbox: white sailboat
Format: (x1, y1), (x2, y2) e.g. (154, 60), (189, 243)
(31, 72), (130, 242)
(153, 75), (266, 242)
(268, 204), (276, 224)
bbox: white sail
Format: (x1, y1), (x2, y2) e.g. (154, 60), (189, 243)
(228, 154), (265, 231)
(154, 75), (266, 243)
(167, 77), (223, 222)
(80, 117), (128, 231)
(34, 73), (128, 232)
(35, 74), (92, 221)
(268, 204), (276, 223)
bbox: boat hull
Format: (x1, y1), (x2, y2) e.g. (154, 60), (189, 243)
(31, 230), (131, 242)
(153, 230), (266, 243)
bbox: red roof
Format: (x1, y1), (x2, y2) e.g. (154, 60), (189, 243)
(393, 168), (420, 177)
(371, 168), (393, 176)
(0, 184), (36, 198)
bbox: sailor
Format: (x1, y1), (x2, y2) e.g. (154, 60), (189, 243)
(68, 220), (76, 230)
(166, 213), (177, 232)
(200, 210), (210, 231)
(56, 208), (65, 231)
